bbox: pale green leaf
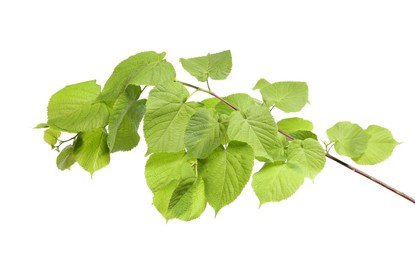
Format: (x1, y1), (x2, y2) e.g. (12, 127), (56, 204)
(253, 78), (271, 90)
(47, 80), (110, 133)
(180, 50), (232, 82)
(256, 133), (288, 163)
(287, 139), (326, 179)
(198, 141), (254, 214)
(258, 82), (308, 112)
(107, 85), (146, 152)
(73, 128), (110, 175)
(144, 82), (202, 154)
(289, 130), (318, 141)
(327, 121), (369, 158)
(185, 108), (226, 159)
(145, 152), (194, 193)
(34, 123), (48, 129)
(277, 117), (313, 133)
(353, 125), (400, 165)
(215, 93), (259, 115)
(252, 162), (305, 206)
(227, 106), (278, 160)
(165, 177), (207, 221)
(201, 97), (220, 109)
(56, 145), (76, 170)
(43, 128), (61, 146)
(99, 51), (176, 103)
(145, 152), (206, 221)
(152, 178), (206, 222)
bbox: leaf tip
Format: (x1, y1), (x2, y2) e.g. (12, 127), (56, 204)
(214, 209), (221, 218)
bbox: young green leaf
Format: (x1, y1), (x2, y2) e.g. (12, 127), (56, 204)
(353, 125), (400, 165)
(185, 108), (226, 159)
(201, 97), (220, 109)
(99, 51), (176, 103)
(107, 85), (146, 152)
(73, 128), (110, 175)
(145, 152), (194, 193)
(145, 152), (206, 221)
(256, 132), (288, 163)
(277, 117), (313, 133)
(144, 82), (202, 154)
(43, 128), (61, 146)
(326, 121), (369, 158)
(289, 130), (318, 141)
(257, 81), (308, 112)
(215, 93), (259, 115)
(198, 141), (254, 214)
(164, 178), (207, 221)
(227, 105), (278, 160)
(47, 80), (110, 133)
(287, 139), (326, 180)
(56, 145), (76, 171)
(252, 162), (305, 206)
(180, 50), (232, 82)
(253, 78), (271, 90)
(34, 123), (49, 129)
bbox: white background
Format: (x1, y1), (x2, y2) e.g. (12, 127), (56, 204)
(1, 0), (415, 259)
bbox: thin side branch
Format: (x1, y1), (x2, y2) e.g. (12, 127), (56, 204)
(325, 153), (415, 204)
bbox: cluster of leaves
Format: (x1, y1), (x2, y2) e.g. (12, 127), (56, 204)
(36, 50), (400, 221)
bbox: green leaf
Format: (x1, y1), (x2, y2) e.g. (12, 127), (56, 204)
(353, 125), (400, 165)
(289, 130), (318, 141)
(152, 178), (206, 222)
(180, 50), (232, 82)
(34, 123), (48, 129)
(277, 117), (313, 133)
(107, 85), (146, 152)
(201, 97), (220, 109)
(252, 162), (305, 206)
(73, 128), (110, 175)
(327, 121), (370, 158)
(256, 133), (288, 163)
(215, 93), (259, 115)
(287, 139), (326, 179)
(144, 82), (202, 154)
(47, 80), (110, 133)
(227, 106), (278, 160)
(56, 145), (76, 170)
(253, 78), (271, 90)
(185, 108), (226, 159)
(43, 128), (61, 146)
(145, 152), (194, 193)
(198, 141), (254, 214)
(165, 177), (206, 221)
(99, 51), (176, 103)
(258, 81), (308, 112)
(145, 152), (206, 221)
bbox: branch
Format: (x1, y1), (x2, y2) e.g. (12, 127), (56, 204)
(179, 80), (415, 204)
(178, 81), (240, 111)
(325, 153), (415, 204)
